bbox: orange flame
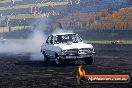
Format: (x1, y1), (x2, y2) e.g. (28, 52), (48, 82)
(78, 66), (86, 76)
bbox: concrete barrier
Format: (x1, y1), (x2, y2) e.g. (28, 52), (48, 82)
(93, 43), (132, 51)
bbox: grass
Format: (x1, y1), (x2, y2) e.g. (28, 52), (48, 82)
(7, 14), (42, 19)
(85, 40), (132, 44)
(0, 0), (10, 3)
(0, 10), (59, 20)
(1, 13), (57, 20)
(0, 26), (31, 33)
(0, 1), (68, 10)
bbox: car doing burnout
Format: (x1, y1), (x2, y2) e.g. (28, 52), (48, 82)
(41, 33), (95, 65)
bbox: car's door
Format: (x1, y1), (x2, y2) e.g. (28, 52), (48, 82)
(48, 35), (55, 58)
(44, 35), (52, 56)
(45, 35), (55, 58)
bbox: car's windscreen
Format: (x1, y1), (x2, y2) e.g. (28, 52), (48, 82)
(54, 34), (82, 44)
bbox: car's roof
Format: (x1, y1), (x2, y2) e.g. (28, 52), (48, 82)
(52, 33), (75, 36)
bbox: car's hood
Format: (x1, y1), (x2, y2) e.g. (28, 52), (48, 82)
(56, 42), (93, 50)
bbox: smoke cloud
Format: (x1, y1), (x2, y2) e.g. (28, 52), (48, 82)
(0, 17), (73, 61)
(0, 18), (48, 61)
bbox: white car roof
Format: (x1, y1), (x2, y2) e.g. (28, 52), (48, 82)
(52, 33), (75, 36)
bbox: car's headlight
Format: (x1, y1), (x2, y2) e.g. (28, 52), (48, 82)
(90, 48), (94, 51)
(79, 48), (94, 53)
(61, 50), (67, 55)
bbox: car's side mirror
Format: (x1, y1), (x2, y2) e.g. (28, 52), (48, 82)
(46, 40), (48, 43)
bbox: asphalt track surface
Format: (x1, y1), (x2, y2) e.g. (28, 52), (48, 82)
(0, 44), (132, 88)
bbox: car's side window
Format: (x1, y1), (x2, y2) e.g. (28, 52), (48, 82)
(49, 36), (54, 44)
(46, 35), (52, 44)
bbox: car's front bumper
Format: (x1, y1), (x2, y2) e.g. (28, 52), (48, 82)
(59, 52), (95, 60)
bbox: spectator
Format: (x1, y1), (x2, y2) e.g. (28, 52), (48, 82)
(58, 23), (63, 29)
(11, 0), (15, 7)
(8, 21), (12, 32)
(4, 16), (9, 26)
(32, 5), (37, 16)
(0, 14), (2, 25)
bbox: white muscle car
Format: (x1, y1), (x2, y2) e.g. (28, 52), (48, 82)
(41, 33), (95, 65)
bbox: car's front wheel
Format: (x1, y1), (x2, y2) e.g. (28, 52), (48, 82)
(43, 51), (50, 63)
(55, 57), (62, 65)
(55, 53), (63, 65)
(84, 56), (93, 65)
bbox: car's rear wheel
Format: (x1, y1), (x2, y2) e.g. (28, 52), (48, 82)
(43, 51), (50, 63)
(84, 56), (93, 65)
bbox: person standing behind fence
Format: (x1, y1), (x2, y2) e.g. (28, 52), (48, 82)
(0, 14), (2, 25)
(32, 5), (37, 16)
(11, 0), (15, 7)
(4, 16), (9, 27)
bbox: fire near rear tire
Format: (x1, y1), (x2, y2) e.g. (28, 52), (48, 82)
(43, 51), (50, 63)
(84, 56), (93, 65)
